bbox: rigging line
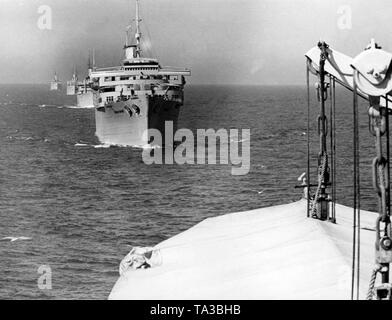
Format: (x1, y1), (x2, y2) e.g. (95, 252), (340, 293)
(138, 3), (157, 59)
(333, 76), (337, 222)
(307, 60), (310, 218)
(330, 75), (337, 223)
(329, 75), (334, 222)
(351, 75), (358, 300)
(329, 75), (332, 216)
(386, 97), (390, 219)
(354, 73), (361, 300)
(385, 97), (391, 287)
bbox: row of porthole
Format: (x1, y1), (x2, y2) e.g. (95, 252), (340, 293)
(152, 104), (181, 113)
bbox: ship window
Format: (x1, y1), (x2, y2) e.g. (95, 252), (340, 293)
(102, 87), (115, 92)
(112, 77), (116, 81)
(120, 76), (129, 81)
(106, 96), (114, 102)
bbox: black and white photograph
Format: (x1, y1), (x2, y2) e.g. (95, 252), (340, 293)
(1, 0), (392, 306)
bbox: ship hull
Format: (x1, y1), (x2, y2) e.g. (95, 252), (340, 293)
(50, 82), (61, 91)
(95, 95), (180, 147)
(77, 91), (95, 108)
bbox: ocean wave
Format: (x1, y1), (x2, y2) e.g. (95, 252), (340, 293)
(38, 104), (59, 108)
(140, 144), (162, 150)
(90, 143), (161, 149)
(1, 236), (32, 242)
(6, 136), (35, 141)
(64, 105), (95, 109)
(230, 138), (250, 143)
(93, 144), (111, 149)
(6, 135), (51, 143)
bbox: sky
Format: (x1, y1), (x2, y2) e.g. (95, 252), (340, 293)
(0, 0), (392, 85)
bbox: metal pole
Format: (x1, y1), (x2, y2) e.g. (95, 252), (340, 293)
(383, 96), (390, 285)
(329, 75), (336, 223)
(333, 77), (337, 222)
(307, 61), (310, 218)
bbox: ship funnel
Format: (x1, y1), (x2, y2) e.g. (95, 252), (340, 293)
(125, 45), (137, 59)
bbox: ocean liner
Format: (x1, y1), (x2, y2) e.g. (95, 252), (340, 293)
(66, 58), (97, 108)
(49, 72), (62, 91)
(89, 0), (191, 146)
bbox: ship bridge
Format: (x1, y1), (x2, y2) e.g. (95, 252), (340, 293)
(123, 57), (159, 66)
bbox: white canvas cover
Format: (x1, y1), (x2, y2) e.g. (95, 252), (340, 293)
(109, 200), (377, 300)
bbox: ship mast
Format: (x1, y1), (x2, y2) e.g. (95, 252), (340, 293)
(92, 49), (96, 70)
(72, 65), (77, 82)
(88, 50), (92, 71)
(135, 0), (142, 58)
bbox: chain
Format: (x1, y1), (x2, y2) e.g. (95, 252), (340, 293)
(307, 42), (332, 220)
(369, 107), (387, 217)
(368, 97), (392, 299)
(369, 104), (389, 222)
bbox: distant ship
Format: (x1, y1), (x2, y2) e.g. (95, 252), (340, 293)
(49, 72), (62, 91)
(66, 55), (97, 108)
(89, 0), (191, 146)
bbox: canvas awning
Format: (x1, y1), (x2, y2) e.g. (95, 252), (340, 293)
(109, 200), (377, 300)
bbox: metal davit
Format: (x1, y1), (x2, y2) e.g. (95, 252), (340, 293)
(306, 39), (392, 300)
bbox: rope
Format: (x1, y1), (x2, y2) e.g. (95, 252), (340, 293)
(355, 78), (361, 300)
(307, 60), (310, 217)
(351, 74), (361, 300)
(367, 265), (382, 300)
(329, 75), (337, 222)
(311, 152), (328, 217)
(386, 97), (390, 218)
(138, 3), (158, 59)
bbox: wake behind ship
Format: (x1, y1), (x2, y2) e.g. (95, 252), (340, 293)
(90, 0), (190, 147)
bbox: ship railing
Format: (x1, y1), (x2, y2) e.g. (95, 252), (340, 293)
(95, 66), (122, 71)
